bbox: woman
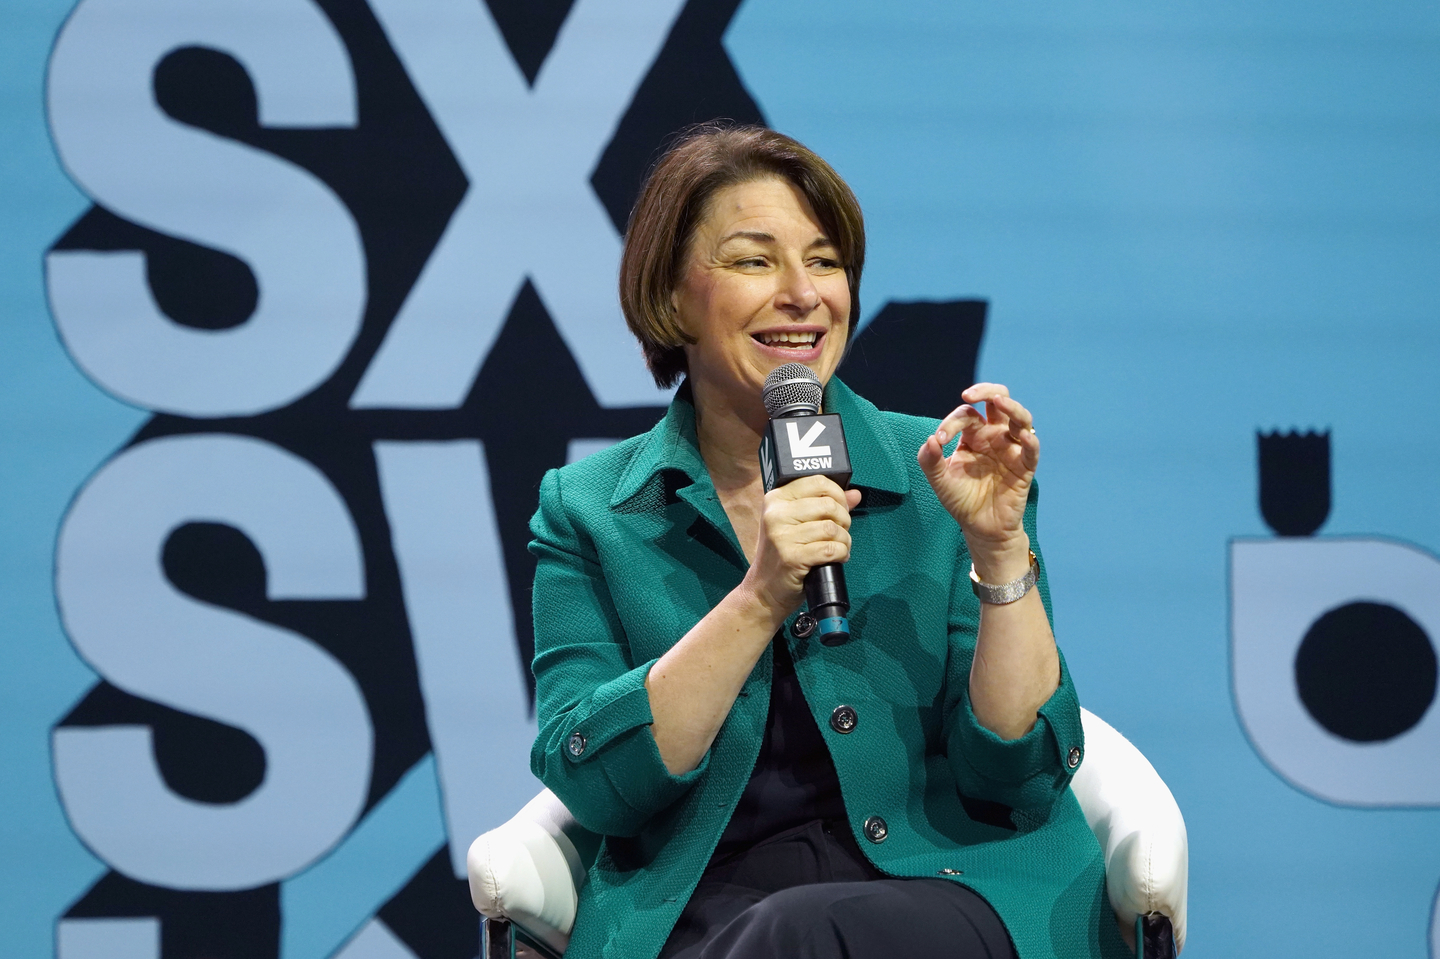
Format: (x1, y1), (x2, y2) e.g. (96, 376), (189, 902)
(529, 125), (1127, 959)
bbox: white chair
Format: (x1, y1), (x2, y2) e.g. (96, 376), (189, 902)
(468, 708), (1187, 959)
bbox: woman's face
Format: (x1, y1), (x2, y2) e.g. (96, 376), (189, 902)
(673, 176), (851, 411)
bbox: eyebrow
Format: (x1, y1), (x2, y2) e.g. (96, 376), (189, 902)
(717, 231), (836, 250)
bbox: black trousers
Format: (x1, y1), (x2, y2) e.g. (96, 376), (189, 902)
(657, 819), (1017, 959)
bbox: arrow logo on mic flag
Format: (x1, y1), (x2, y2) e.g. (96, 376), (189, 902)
(786, 421), (831, 457)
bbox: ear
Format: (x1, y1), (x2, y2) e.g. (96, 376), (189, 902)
(669, 287), (692, 341)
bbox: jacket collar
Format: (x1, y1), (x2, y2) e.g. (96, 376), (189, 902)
(822, 377), (911, 496)
(609, 376), (911, 511)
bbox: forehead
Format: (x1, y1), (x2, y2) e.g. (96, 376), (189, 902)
(697, 176), (825, 240)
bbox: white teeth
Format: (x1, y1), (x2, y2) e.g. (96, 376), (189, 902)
(757, 331), (817, 347)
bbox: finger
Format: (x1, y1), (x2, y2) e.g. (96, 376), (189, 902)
(1019, 428), (1040, 470)
(845, 488), (863, 510)
(772, 495), (853, 529)
(771, 474), (850, 507)
(961, 383), (1014, 426)
(919, 407), (980, 478)
(917, 432), (944, 475)
(985, 394), (1035, 439)
(785, 519), (852, 550)
(917, 429), (959, 478)
(961, 382), (1011, 400)
(786, 536), (851, 567)
(933, 404), (985, 447)
(812, 540), (851, 565)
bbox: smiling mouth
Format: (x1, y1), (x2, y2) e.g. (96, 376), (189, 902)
(753, 330), (819, 349)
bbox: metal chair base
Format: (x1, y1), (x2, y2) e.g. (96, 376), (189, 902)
(483, 917), (563, 959)
(1136, 913), (1177, 959)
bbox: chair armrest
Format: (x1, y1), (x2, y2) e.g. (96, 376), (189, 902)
(1072, 708), (1189, 953)
(467, 789), (590, 956)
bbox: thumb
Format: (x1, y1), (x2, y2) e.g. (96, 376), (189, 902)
(916, 432), (947, 480)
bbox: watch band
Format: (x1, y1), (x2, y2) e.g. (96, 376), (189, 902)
(969, 551), (1039, 605)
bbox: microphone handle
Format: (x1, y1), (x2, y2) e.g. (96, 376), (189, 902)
(804, 561), (850, 645)
(757, 405), (853, 644)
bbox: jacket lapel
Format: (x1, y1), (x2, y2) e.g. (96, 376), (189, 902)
(821, 377), (911, 498)
(609, 383), (747, 570)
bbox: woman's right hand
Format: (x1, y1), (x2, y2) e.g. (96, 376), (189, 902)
(742, 475), (863, 619)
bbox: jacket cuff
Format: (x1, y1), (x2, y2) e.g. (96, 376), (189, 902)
(560, 660), (654, 763)
(560, 658), (709, 811)
(602, 722), (710, 813)
(949, 653), (1084, 805)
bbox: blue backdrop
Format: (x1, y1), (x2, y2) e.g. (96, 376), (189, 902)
(3, 1), (1438, 957)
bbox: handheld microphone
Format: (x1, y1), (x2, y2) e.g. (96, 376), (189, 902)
(759, 363), (854, 645)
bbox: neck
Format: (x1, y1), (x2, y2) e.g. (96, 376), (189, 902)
(689, 376), (768, 493)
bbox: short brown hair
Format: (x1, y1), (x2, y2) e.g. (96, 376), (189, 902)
(619, 124), (866, 388)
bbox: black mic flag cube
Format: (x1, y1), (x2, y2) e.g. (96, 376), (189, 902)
(759, 413), (853, 493)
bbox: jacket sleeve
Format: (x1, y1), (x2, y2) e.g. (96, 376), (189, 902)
(941, 481), (1085, 821)
(527, 468), (707, 837)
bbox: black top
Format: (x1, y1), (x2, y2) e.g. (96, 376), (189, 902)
(710, 636), (848, 864)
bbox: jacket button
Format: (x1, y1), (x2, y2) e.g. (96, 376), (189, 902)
(863, 815), (888, 843)
(830, 705), (858, 734)
(1067, 745), (1082, 769)
(792, 613), (817, 639)
(568, 732), (587, 757)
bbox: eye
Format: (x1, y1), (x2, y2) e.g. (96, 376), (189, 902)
(809, 257), (842, 271)
(735, 256), (768, 268)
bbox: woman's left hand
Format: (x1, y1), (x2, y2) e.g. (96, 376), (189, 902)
(916, 383), (1039, 577)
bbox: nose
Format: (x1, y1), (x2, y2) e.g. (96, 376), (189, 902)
(775, 262), (820, 317)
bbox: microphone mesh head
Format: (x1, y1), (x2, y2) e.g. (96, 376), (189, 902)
(762, 363), (823, 417)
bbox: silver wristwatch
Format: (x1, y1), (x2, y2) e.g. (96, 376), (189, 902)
(969, 551), (1038, 605)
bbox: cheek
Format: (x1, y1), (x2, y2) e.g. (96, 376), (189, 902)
(826, 277), (852, 328)
(674, 273), (715, 339)
(703, 277), (764, 332)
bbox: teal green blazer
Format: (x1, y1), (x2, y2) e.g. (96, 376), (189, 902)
(529, 378), (1129, 959)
